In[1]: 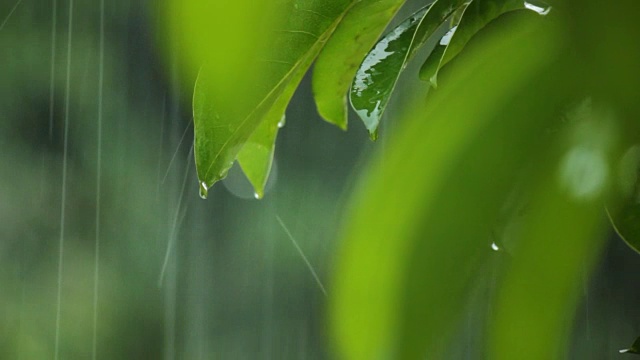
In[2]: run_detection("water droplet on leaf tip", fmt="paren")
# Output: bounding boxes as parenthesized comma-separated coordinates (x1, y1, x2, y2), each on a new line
(278, 115, 286, 128)
(491, 242, 500, 251)
(199, 181, 209, 199)
(254, 191, 262, 199)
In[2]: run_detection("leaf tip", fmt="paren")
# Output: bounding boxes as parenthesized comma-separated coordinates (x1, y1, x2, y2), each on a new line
(369, 129, 379, 141)
(429, 75, 439, 89)
(317, 105, 348, 131)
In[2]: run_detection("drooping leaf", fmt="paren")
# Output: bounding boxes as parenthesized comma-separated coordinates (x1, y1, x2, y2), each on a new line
(332, 18, 563, 359)
(620, 337, 640, 355)
(193, 67, 288, 199)
(236, 114, 283, 200)
(419, 0, 552, 87)
(190, 0, 361, 197)
(312, 0, 407, 129)
(349, 0, 468, 139)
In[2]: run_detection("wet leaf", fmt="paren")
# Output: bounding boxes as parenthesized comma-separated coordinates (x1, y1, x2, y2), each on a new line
(236, 114, 282, 200)
(349, 0, 468, 139)
(191, 0, 361, 197)
(332, 19, 563, 359)
(193, 67, 287, 199)
(312, 0, 407, 130)
(419, 0, 552, 87)
(619, 336, 640, 355)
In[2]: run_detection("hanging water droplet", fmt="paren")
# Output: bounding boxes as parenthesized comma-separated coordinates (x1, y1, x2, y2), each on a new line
(199, 181, 209, 199)
(254, 191, 263, 200)
(491, 242, 500, 251)
(278, 114, 286, 128)
(523, 1, 551, 15)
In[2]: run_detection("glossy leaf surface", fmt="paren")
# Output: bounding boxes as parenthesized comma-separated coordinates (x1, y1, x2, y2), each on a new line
(350, 0, 467, 138)
(333, 19, 564, 359)
(419, 0, 551, 86)
(313, 0, 407, 129)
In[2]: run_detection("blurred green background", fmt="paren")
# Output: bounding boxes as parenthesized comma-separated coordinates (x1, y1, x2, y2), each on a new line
(1, 0, 640, 359)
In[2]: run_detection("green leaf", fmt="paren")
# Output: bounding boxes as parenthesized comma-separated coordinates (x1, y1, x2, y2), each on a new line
(349, 0, 468, 139)
(236, 114, 283, 200)
(193, 67, 287, 199)
(607, 145, 640, 253)
(332, 18, 563, 359)
(312, 0, 407, 130)
(192, 0, 361, 197)
(419, 0, 552, 87)
(620, 337, 640, 355)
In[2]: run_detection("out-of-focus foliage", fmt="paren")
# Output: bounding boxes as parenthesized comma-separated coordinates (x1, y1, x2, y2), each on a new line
(333, 18, 569, 359)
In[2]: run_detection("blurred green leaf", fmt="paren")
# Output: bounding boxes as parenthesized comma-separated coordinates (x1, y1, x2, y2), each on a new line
(190, 0, 360, 197)
(419, 0, 551, 87)
(620, 337, 640, 355)
(489, 100, 622, 360)
(312, 0, 407, 129)
(349, 0, 467, 139)
(332, 18, 564, 359)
